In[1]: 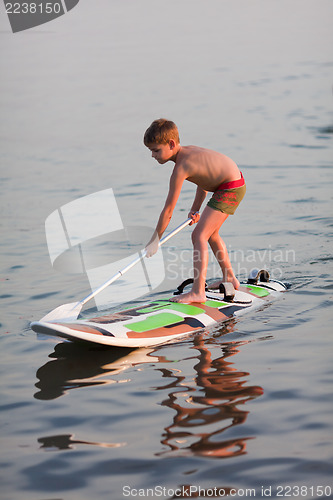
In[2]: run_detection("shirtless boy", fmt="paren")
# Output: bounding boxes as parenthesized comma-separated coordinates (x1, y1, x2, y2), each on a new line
(144, 118, 246, 304)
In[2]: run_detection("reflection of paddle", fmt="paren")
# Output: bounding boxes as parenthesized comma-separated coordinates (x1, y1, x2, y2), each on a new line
(36, 218, 193, 323)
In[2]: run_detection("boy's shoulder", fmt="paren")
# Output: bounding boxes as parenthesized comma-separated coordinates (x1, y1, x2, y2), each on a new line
(176, 145, 214, 165)
(176, 145, 199, 161)
(180, 145, 214, 156)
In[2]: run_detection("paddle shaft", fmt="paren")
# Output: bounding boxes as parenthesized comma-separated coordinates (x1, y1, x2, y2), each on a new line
(79, 217, 193, 308)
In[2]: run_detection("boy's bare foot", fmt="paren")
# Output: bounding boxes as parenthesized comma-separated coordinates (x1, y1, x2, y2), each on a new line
(231, 277, 240, 290)
(170, 291, 206, 304)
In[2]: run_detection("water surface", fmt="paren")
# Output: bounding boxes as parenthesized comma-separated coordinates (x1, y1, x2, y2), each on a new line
(1, 1, 332, 499)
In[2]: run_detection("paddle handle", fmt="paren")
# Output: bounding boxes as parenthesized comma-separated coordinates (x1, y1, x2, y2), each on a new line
(80, 217, 194, 307)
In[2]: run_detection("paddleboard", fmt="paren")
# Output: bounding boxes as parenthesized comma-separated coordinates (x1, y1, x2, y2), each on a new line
(31, 270, 287, 347)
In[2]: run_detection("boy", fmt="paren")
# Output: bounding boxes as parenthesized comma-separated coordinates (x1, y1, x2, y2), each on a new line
(144, 118, 246, 304)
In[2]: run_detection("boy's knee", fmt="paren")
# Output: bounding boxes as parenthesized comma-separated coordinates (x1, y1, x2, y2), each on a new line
(191, 227, 200, 245)
(192, 226, 206, 245)
(208, 231, 220, 244)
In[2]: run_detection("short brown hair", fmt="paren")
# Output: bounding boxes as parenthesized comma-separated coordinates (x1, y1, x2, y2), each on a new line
(144, 119, 180, 146)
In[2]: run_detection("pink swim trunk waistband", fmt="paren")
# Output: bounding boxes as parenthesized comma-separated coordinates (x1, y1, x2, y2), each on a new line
(216, 172, 245, 191)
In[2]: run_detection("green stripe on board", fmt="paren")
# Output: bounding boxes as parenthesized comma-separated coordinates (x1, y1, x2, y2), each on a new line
(245, 285, 270, 297)
(126, 312, 183, 333)
(168, 303, 203, 315)
(138, 300, 203, 316)
(204, 299, 228, 308)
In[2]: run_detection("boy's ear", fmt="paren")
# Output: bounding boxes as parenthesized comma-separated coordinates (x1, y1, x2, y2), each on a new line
(169, 139, 176, 150)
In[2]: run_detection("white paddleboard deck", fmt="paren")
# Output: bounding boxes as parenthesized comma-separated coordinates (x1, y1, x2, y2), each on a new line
(31, 277, 287, 348)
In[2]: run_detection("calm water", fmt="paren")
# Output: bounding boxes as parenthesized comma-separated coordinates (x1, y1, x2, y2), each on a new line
(1, 2, 333, 499)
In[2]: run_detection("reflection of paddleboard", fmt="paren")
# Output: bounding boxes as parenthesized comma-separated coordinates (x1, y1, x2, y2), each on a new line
(31, 271, 287, 348)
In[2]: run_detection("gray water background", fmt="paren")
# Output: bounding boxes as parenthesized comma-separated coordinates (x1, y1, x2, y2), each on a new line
(1, 1, 332, 499)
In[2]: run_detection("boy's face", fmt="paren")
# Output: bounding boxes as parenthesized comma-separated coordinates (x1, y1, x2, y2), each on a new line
(148, 142, 175, 164)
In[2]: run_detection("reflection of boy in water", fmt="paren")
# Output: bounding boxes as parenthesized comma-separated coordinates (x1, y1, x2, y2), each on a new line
(158, 334, 263, 458)
(144, 119, 246, 303)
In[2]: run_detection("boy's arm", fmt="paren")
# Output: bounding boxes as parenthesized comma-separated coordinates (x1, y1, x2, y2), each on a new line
(146, 166, 186, 256)
(190, 186, 207, 212)
(188, 186, 207, 223)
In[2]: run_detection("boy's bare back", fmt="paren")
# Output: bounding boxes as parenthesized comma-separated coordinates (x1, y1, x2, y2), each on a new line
(174, 145, 241, 192)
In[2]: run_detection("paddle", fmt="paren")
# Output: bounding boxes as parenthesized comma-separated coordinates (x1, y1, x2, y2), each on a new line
(37, 217, 194, 323)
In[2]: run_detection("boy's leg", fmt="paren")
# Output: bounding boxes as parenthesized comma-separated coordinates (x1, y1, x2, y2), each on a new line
(208, 229, 240, 290)
(171, 206, 230, 303)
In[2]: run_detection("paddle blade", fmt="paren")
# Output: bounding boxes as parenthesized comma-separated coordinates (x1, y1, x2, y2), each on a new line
(38, 302, 82, 323)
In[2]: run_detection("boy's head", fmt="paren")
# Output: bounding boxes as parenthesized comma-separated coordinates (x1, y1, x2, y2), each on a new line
(144, 119, 180, 147)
